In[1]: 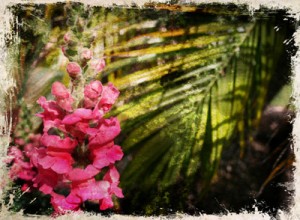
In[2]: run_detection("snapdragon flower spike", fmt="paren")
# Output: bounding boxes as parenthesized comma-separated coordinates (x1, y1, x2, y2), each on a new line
(33, 80, 123, 214)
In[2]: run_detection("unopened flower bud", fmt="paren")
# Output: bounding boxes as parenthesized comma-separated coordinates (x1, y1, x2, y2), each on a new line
(67, 62, 82, 78)
(63, 32, 71, 43)
(61, 46, 67, 56)
(90, 58, 106, 73)
(81, 48, 93, 60)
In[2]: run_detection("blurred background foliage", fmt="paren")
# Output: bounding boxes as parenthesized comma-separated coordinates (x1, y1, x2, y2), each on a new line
(6, 2, 296, 216)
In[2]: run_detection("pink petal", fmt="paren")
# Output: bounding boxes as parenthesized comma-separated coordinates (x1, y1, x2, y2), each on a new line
(41, 134, 77, 152)
(92, 145, 123, 169)
(18, 169, 36, 181)
(98, 83, 119, 112)
(38, 152, 73, 174)
(73, 108, 94, 119)
(51, 82, 70, 99)
(51, 192, 80, 213)
(112, 186, 124, 198)
(51, 158, 73, 174)
(88, 118, 121, 147)
(24, 143, 35, 158)
(84, 97, 96, 109)
(84, 80, 103, 99)
(104, 166, 120, 184)
(7, 146, 24, 160)
(63, 32, 71, 43)
(41, 118, 63, 133)
(92, 158, 110, 170)
(73, 122, 90, 133)
(57, 98, 74, 112)
(66, 192, 82, 204)
(99, 197, 113, 210)
(37, 97, 64, 119)
(40, 183, 53, 194)
(90, 59, 106, 73)
(38, 156, 56, 169)
(104, 166, 124, 198)
(62, 114, 82, 125)
(33, 168, 59, 194)
(67, 165, 99, 182)
(76, 180, 110, 201)
(62, 109, 95, 126)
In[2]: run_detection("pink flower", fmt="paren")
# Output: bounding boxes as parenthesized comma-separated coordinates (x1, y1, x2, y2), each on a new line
(103, 166, 124, 198)
(99, 166, 123, 210)
(88, 117, 121, 147)
(51, 192, 81, 214)
(71, 178, 110, 202)
(37, 153, 74, 174)
(81, 48, 93, 60)
(32, 166, 60, 194)
(100, 197, 114, 210)
(17, 167, 36, 181)
(8, 161, 35, 181)
(67, 165, 99, 182)
(97, 83, 120, 113)
(62, 108, 95, 125)
(6, 146, 23, 163)
(24, 140, 39, 158)
(52, 82, 71, 99)
(51, 82, 74, 112)
(84, 81, 103, 99)
(84, 81, 103, 109)
(91, 142, 123, 169)
(40, 134, 77, 153)
(66, 62, 82, 78)
(60, 108, 102, 142)
(6, 146, 36, 182)
(90, 58, 106, 73)
(37, 97, 64, 120)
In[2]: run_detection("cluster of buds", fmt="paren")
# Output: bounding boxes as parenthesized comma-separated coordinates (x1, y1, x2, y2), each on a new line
(61, 32, 105, 81)
(7, 31, 124, 214)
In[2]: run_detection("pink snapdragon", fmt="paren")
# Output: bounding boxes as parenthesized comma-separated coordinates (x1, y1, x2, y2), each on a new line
(34, 80, 123, 214)
(8, 31, 124, 215)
